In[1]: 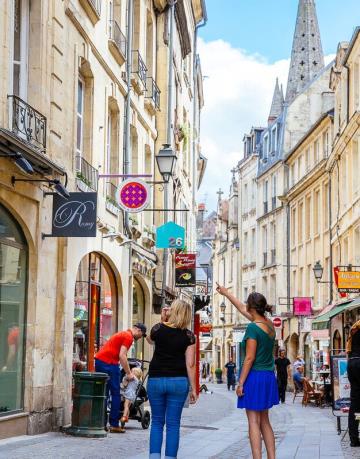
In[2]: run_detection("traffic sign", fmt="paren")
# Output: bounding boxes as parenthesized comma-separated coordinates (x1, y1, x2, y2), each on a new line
(272, 317, 282, 328)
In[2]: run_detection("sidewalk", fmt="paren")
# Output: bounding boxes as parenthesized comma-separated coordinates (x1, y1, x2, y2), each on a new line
(0, 385, 356, 459)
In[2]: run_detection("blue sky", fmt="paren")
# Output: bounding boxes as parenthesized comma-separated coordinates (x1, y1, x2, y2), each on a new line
(198, 0, 360, 212)
(200, 0, 359, 63)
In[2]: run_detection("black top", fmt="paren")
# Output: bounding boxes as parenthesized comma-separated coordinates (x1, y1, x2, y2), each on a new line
(225, 362, 236, 378)
(148, 323, 196, 378)
(275, 357, 291, 379)
(350, 330, 360, 357)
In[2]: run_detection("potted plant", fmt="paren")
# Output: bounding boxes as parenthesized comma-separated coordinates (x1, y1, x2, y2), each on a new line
(215, 368, 223, 384)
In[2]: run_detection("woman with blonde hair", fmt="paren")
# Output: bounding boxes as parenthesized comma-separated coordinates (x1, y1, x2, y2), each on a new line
(146, 299, 197, 459)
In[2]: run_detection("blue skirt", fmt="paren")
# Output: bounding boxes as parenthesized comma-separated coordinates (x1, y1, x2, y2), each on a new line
(237, 369, 279, 411)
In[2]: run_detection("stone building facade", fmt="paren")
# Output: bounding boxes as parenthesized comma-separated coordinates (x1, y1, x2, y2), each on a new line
(0, 0, 206, 440)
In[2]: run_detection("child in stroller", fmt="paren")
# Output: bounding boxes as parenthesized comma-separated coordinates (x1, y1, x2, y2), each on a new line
(119, 358, 151, 432)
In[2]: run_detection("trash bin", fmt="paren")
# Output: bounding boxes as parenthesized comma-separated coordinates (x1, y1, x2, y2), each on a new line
(66, 372, 109, 438)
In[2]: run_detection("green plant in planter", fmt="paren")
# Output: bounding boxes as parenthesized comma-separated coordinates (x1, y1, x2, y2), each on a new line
(215, 368, 223, 384)
(76, 171, 92, 188)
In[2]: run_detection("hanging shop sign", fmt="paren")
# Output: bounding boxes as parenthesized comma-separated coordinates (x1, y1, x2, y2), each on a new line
(51, 192, 97, 237)
(336, 269, 360, 293)
(175, 253, 196, 287)
(116, 178, 150, 213)
(156, 221, 185, 249)
(293, 297, 312, 316)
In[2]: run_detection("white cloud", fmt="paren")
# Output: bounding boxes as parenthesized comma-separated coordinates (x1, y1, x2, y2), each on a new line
(197, 38, 290, 212)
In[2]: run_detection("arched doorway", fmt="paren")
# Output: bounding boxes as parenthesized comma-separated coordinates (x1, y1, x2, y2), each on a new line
(132, 277, 145, 359)
(0, 204, 28, 413)
(73, 253, 118, 371)
(333, 329, 342, 354)
(288, 333, 299, 365)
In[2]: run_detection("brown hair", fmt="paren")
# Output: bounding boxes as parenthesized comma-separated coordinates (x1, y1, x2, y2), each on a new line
(246, 292, 272, 316)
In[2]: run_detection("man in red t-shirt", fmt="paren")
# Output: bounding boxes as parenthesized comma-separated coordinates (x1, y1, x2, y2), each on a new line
(95, 323, 147, 432)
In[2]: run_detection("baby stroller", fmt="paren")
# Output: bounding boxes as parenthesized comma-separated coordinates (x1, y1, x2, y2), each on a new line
(119, 358, 151, 430)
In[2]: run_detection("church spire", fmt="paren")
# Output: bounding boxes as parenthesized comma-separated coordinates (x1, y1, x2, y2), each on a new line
(285, 0, 324, 104)
(268, 78, 284, 124)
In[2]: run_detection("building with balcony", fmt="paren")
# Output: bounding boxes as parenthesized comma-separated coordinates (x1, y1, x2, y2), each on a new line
(0, 0, 207, 440)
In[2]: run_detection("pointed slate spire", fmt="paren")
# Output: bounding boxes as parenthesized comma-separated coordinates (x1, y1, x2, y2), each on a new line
(268, 78, 284, 124)
(285, 0, 324, 104)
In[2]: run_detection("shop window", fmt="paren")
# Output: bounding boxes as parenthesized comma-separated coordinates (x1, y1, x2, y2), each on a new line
(0, 204, 28, 414)
(73, 253, 118, 372)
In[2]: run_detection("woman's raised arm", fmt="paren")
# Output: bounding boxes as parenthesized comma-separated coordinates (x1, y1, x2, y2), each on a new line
(215, 283, 252, 322)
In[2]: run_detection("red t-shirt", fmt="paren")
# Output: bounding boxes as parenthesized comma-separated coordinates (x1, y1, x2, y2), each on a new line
(95, 330, 133, 365)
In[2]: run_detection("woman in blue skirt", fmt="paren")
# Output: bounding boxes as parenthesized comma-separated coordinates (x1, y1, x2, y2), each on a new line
(216, 284, 278, 459)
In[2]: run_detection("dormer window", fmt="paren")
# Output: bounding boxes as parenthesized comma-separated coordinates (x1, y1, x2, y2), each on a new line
(263, 134, 269, 159)
(271, 125, 277, 153)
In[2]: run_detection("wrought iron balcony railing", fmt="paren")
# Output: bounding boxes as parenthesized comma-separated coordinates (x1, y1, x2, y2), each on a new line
(88, 0, 101, 16)
(109, 20, 127, 58)
(75, 155, 98, 191)
(8, 95, 47, 151)
(145, 77, 160, 109)
(106, 182, 120, 209)
(132, 50, 147, 88)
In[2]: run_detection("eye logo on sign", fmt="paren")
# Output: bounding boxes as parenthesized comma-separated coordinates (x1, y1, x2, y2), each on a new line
(116, 179, 150, 213)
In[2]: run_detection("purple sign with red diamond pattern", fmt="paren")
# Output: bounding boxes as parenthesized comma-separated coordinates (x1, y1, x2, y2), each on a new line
(116, 178, 150, 213)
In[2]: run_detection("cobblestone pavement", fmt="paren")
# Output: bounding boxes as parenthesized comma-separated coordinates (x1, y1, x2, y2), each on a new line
(0, 385, 358, 459)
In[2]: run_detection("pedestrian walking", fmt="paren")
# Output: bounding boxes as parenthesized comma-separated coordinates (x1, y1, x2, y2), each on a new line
(146, 299, 198, 459)
(94, 323, 147, 433)
(346, 319, 360, 448)
(274, 350, 291, 403)
(225, 357, 236, 391)
(216, 284, 278, 459)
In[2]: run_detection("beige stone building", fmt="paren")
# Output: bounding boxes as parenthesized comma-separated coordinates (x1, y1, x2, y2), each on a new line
(0, 0, 206, 440)
(283, 111, 334, 370)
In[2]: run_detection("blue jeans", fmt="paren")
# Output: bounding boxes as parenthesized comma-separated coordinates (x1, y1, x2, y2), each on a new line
(95, 359, 122, 427)
(147, 377, 189, 459)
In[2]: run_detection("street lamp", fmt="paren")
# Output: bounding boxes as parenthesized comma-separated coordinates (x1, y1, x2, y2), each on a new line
(220, 301, 226, 321)
(156, 144, 177, 183)
(313, 261, 324, 282)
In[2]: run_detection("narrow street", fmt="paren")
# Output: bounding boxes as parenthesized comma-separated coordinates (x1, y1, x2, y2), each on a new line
(0, 384, 356, 459)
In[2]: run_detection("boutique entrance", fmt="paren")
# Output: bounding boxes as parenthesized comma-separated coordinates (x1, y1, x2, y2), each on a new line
(73, 253, 118, 371)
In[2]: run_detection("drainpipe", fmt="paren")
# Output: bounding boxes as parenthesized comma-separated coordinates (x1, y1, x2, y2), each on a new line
(123, 0, 134, 238)
(328, 172, 333, 304)
(161, 1, 176, 307)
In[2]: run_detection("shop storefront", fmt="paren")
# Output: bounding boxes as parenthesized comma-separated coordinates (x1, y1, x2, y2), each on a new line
(73, 253, 118, 371)
(132, 277, 145, 359)
(0, 204, 27, 415)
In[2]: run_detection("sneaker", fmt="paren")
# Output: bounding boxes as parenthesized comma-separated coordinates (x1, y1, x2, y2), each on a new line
(109, 426, 123, 433)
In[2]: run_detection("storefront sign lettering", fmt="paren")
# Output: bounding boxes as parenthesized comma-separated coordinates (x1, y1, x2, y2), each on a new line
(51, 192, 97, 237)
(337, 269, 360, 293)
(175, 253, 196, 287)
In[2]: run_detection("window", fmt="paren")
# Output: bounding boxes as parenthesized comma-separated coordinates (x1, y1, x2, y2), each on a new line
(291, 207, 296, 243)
(243, 232, 248, 264)
(263, 181, 268, 214)
(298, 202, 304, 243)
(324, 183, 329, 229)
(305, 148, 310, 172)
(146, 10, 154, 77)
(11, 0, 29, 98)
(343, 237, 349, 264)
(271, 125, 277, 152)
(322, 130, 329, 158)
(263, 134, 269, 159)
(271, 174, 277, 209)
(244, 183, 248, 213)
(341, 154, 348, 207)
(305, 196, 311, 240)
(76, 78, 85, 156)
(251, 178, 256, 209)
(270, 275, 276, 306)
(355, 227, 360, 264)
(354, 62, 359, 109)
(251, 228, 256, 263)
(314, 190, 320, 234)
(244, 287, 248, 302)
(0, 204, 28, 414)
(291, 163, 295, 186)
(353, 140, 359, 195)
(299, 268, 303, 296)
(314, 139, 320, 164)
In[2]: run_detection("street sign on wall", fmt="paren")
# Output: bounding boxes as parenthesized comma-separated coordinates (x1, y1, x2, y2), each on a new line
(51, 192, 97, 237)
(156, 221, 185, 249)
(116, 178, 150, 213)
(175, 253, 196, 287)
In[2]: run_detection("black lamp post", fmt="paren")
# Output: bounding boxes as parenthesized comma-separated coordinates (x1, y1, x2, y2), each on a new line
(155, 144, 177, 183)
(313, 261, 324, 282)
(220, 301, 226, 321)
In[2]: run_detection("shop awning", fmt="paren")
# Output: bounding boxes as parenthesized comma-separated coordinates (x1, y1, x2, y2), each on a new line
(312, 300, 354, 330)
